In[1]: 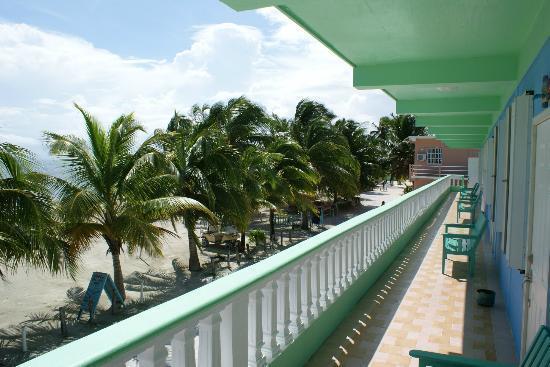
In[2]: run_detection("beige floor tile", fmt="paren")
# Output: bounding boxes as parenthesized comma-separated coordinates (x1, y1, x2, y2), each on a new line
(305, 195, 518, 366)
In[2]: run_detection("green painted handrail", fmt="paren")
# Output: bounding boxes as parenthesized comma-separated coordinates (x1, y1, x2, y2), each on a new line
(20, 176, 452, 367)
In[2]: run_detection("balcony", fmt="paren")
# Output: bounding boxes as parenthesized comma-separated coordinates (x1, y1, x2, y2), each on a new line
(20, 176, 516, 367)
(409, 164, 469, 180)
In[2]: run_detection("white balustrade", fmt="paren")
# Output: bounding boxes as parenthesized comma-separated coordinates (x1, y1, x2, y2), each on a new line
(31, 176, 451, 367)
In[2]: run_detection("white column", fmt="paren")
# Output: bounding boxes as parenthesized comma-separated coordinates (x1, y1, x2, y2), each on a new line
(340, 240, 350, 289)
(310, 254, 321, 317)
(198, 313, 222, 367)
(261, 281, 280, 361)
(319, 250, 331, 310)
(288, 266, 304, 336)
(172, 328, 196, 367)
(276, 273, 292, 348)
(333, 242, 342, 296)
(248, 290, 266, 367)
(220, 296, 248, 367)
(352, 232, 360, 279)
(300, 260, 313, 327)
(327, 246, 337, 302)
(347, 235, 355, 283)
(358, 229, 365, 273)
(138, 342, 168, 367)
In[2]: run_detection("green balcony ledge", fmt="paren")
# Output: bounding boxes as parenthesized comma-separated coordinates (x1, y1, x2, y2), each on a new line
(20, 176, 456, 367)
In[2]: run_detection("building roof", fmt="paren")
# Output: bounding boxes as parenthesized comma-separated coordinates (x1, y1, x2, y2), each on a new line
(221, 0, 550, 148)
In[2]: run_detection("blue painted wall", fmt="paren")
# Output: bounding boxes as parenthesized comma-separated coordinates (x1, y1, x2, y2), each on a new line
(488, 37, 550, 357)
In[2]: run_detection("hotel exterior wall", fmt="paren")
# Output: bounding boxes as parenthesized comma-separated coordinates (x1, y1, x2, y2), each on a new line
(414, 137, 479, 166)
(412, 137, 478, 188)
(484, 37, 550, 358)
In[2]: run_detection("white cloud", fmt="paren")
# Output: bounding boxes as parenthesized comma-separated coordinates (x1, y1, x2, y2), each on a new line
(0, 9, 394, 162)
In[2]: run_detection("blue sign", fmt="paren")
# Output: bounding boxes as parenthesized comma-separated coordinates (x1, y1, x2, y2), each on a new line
(77, 272, 124, 321)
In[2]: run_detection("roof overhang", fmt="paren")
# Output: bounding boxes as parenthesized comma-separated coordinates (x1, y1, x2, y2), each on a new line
(221, 0, 550, 148)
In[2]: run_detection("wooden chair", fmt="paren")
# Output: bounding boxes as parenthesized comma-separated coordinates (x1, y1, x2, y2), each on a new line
(457, 191, 482, 222)
(410, 325, 550, 366)
(442, 215, 486, 276)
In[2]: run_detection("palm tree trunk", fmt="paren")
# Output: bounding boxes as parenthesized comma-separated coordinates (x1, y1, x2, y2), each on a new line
(187, 227, 201, 271)
(104, 236, 126, 300)
(111, 250, 126, 301)
(301, 211, 309, 230)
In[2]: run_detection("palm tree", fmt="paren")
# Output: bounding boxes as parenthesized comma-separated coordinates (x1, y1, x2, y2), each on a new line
(290, 100, 360, 228)
(335, 119, 386, 191)
(264, 139, 319, 240)
(159, 109, 236, 270)
(0, 143, 77, 279)
(375, 114, 426, 182)
(45, 104, 215, 299)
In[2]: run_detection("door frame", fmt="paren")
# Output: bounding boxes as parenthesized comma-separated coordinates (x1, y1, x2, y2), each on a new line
(522, 107, 550, 357)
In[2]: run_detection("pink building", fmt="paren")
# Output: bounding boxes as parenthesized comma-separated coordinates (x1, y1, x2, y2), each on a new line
(409, 136, 479, 188)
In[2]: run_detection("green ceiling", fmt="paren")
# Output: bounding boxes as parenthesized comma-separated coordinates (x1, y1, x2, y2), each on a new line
(221, 0, 550, 148)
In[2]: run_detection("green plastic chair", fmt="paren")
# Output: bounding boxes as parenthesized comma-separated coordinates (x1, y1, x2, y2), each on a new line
(410, 325, 550, 366)
(460, 183, 479, 200)
(457, 191, 482, 222)
(442, 215, 486, 276)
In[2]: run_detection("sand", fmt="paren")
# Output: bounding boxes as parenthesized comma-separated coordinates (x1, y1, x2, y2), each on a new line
(0, 185, 404, 331)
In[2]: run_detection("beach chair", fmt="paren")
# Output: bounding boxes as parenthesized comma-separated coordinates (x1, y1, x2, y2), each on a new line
(410, 324, 550, 366)
(442, 215, 486, 276)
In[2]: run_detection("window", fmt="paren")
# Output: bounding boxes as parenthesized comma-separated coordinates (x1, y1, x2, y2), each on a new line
(427, 148, 442, 165)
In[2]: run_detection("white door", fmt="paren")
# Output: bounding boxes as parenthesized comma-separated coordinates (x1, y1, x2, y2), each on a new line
(526, 110, 550, 347)
(506, 95, 532, 269)
(468, 157, 479, 187)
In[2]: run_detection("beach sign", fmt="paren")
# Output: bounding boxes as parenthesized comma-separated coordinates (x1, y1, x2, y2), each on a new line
(77, 272, 124, 321)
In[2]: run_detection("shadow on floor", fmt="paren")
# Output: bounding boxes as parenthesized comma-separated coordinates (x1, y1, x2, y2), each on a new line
(305, 194, 456, 366)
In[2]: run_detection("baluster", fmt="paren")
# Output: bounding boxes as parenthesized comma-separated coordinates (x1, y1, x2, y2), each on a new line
(198, 313, 222, 367)
(172, 327, 196, 367)
(362, 226, 369, 269)
(349, 234, 357, 282)
(300, 260, 313, 327)
(319, 250, 331, 310)
(357, 230, 364, 274)
(288, 266, 304, 336)
(328, 245, 338, 301)
(381, 217, 387, 251)
(373, 221, 379, 259)
(340, 240, 350, 289)
(220, 296, 248, 367)
(276, 273, 292, 348)
(261, 281, 280, 361)
(138, 341, 168, 367)
(366, 225, 373, 266)
(333, 242, 342, 296)
(310, 254, 321, 317)
(248, 290, 266, 366)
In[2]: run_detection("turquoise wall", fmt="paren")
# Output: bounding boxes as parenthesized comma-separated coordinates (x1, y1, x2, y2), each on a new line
(488, 36, 550, 357)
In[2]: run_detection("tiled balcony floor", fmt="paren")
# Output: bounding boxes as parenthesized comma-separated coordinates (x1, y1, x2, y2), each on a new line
(306, 194, 518, 367)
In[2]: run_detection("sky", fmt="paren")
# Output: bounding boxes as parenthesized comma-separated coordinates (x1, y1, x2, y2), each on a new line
(0, 0, 395, 161)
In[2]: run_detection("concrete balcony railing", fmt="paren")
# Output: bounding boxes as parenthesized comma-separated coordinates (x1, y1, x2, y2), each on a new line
(410, 164, 469, 179)
(20, 176, 460, 367)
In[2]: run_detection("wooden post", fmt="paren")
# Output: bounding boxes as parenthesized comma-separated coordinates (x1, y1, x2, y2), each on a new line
(139, 279, 144, 303)
(59, 307, 68, 337)
(211, 257, 216, 278)
(21, 325, 28, 352)
(227, 246, 231, 269)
